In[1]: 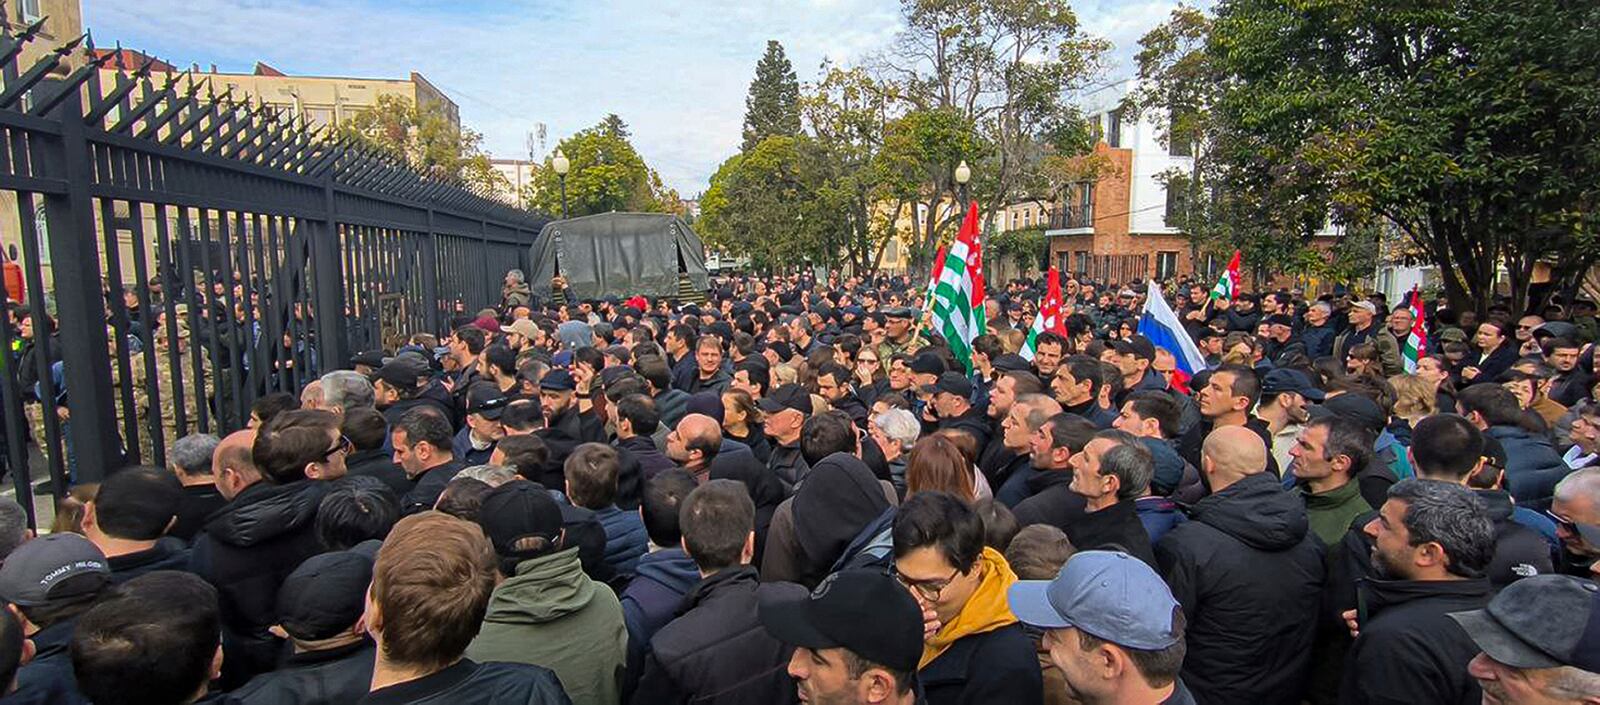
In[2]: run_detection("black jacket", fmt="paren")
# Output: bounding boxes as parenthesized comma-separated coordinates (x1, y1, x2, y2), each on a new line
(632, 567, 805, 705)
(1010, 470, 1084, 529)
(172, 482, 228, 543)
(615, 435, 672, 507)
(346, 448, 411, 497)
(233, 640, 376, 705)
(1065, 499, 1158, 571)
(767, 441, 810, 493)
(401, 459, 464, 515)
(9, 618, 84, 705)
(831, 390, 871, 428)
(1155, 472, 1325, 705)
(191, 479, 328, 687)
(381, 393, 456, 433)
(358, 659, 571, 705)
(533, 406, 607, 495)
(938, 406, 993, 455)
(919, 622, 1043, 705)
(107, 537, 192, 584)
(724, 428, 772, 466)
(1475, 489, 1556, 587)
(977, 432, 1017, 489)
(1338, 578, 1490, 705)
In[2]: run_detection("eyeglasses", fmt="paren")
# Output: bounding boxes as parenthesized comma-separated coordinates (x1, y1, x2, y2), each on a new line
(891, 564, 960, 601)
(321, 434, 353, 461)
(1547, 509, 1600, 545)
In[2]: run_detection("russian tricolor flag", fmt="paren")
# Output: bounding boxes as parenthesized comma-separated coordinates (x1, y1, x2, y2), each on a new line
(1137, 280, 1209, 394)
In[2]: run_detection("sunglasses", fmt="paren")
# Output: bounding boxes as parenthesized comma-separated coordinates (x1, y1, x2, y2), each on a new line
(321, 435, 353, 461)
(1547, 509, 1600, 546)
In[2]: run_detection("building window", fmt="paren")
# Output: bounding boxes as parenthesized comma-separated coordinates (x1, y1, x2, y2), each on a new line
(1107, 108, 1123, 149)
(1156, 251, 1178, 280)
(1164, 175, 1191, 228)
(19, 0, 41, 24)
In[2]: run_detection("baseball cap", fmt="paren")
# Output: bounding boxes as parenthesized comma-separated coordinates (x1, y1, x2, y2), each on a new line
(473, 315, 502, 333)
(1007, 550, 1180, 651)
(506, 318, 538, 340)
(540, 368, 576, 392)
(1352, 301, 1379, 315)
(1448, 574, 1600, 672)
(1110, 335, 1156, 362)
(477, 482, 565, 562)
(992, 353, 1031, 373)
(758, 383, 813, 416)
(374, 357, 428, 391)
(921, 371, 974, 399)
(1266, 314, 1295, 328)
(1261, 368, 1326, 402)
(350, 350, 389, 368)
(883, 307, 915, 320)
(759, 569, 924, 674)
(466, 384, 510, 420)
(0, 533, 111, 607)
(276, 550, 374, 641)
(909, 352, 947, 376)
(1308, 393, 1385, 433)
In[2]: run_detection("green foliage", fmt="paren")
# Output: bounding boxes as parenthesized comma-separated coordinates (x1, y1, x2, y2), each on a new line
(335, 94, 508, 195)
(526, 117, 677, 217)
(988, 227, 1047, 271)
(699, 135, 831, 270)
(742, 40, 802, 152)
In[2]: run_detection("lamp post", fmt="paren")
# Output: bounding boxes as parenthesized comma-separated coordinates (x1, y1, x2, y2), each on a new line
(552, 148, 570, 219)
(954, 160, 971, 207)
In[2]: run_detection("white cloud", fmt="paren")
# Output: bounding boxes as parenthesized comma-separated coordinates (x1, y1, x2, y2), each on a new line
(83, 0, 1190, 194)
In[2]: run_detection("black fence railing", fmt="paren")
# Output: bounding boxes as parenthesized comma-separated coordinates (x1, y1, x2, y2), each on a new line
(0, 24, 549, 517)
(1066, 253, 1150, 286)
(1049, 204, 1093, 230)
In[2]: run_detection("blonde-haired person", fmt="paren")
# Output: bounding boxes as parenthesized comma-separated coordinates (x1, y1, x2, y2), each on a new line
(1388, 373, 1438, 444)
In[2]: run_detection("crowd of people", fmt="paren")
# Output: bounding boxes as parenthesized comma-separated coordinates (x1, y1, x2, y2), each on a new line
(0, 267, 1597, 705)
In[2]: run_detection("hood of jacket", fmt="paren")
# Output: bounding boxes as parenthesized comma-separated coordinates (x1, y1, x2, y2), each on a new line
(631, 548, 701, 596)
(483, 548, 597, 625)
(1358, 576, 1492, 617)
(793, 452, 891, 580)
(1192, 472, 1310, 551)
(206, 480, 325, 548)
(1142, 438, 1186, 494)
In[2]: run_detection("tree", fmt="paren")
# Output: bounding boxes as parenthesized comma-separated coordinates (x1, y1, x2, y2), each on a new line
(742, 40, 802, 152)
(700, 135, 832, 270)
(1133, 0, 1600, 314)
(525, 117, 677, 217)
(335, 94, 509, 195)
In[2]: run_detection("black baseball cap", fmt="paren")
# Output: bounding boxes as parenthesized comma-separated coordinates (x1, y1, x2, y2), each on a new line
(758, 383, 812, 416)
(1110, 335, 1156, 362)
(351, 350, 389, 368)
(1261, 368, 1326, 402)
(466, 383, 510, 420)
(374, 357, 428, 391)
(477, 481, 565, 561)
(760, 569, 924, 674)
(1449, 574, 1600, 672)
(883, 307, 916, 320)
(276, 550, 374, 641)
(909, 352, 947, 376)
(991, 353, 1031, 373)
(921, 370, 973, 399)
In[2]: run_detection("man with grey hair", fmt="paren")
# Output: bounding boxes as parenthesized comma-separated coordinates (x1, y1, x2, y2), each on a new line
(869, 408, 919, 495)
(454, 464, 519, 487)
(0, 499, 31, 563)
(1551, 468, 1600, 578)
(1341, 478, 1495, 704)
(1063, 429, 1158, 569)
(168, 432, 225, 541)
(318, 370, 375, 415)
(1301, 300, 1337, 360)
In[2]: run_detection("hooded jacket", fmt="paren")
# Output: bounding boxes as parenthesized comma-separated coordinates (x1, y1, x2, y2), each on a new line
(401, 458, 464, 515)
(632, 567, 805, 705)
(1135, 495, 1187, 545)
(918, 548, 1042, 705)
(233, 640, 376, 705)
(191, 479, 329, 687)
(466, 547, 628, 705)
(1339, 578, 1491, 705)
(790, 453, 892, 587)
(592, 505, 649, 579)
(1066, 499, 1158, 570)
(1486, 425, 1570, 510)
(619, 548, 700, 698)
(1155, 472, 1325, 705)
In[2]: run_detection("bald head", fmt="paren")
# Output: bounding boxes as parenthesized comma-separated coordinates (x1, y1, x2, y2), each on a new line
(214, 429, 263, 499)
(1201, 425, 1268, 491)
(678, 413, 722, 448)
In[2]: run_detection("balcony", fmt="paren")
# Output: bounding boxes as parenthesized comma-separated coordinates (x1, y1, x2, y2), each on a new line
(1047, 204, 1093, 233)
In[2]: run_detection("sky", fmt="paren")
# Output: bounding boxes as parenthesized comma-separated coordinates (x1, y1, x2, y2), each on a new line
(84, 0, 1200, 196)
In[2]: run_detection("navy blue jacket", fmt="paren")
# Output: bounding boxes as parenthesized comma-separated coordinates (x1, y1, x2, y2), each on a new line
(619, 548, 701, 701)
(592, 505, 648, 580)
(919, 623, 1043, 705)
(1487, 425, 1570, 510)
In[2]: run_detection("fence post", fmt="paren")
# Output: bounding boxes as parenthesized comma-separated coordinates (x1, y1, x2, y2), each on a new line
(313, 180, 350, 371)
(422, 209, 440, 334)
(42, 85, 122, 481)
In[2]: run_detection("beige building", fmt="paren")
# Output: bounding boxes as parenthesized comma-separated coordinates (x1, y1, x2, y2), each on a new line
(488, 158, 538, 207)
(13, 0, 84, 74)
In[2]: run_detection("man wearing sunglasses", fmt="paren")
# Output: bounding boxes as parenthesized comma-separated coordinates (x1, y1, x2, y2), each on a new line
(1551, 468, 1600, 578)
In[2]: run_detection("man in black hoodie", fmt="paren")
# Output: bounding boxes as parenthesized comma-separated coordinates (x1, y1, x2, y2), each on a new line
(1155, 425, 1324, 705)
(190, 427, 328, 687)
(1339, 479, 1495, 705)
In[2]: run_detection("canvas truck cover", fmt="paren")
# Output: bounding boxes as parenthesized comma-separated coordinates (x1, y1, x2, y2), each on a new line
(528, 212, 710, 301)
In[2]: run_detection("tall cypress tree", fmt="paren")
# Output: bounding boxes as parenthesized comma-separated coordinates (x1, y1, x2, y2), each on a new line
(741, 40, 801, 151)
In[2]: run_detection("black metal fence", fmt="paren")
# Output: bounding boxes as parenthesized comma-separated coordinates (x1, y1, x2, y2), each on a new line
(0, 24, 548, 522)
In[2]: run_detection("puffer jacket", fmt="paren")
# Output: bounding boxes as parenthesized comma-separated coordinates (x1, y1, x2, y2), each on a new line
(233, 640, 375, 705)
(1486, 425, 1571, 510)
(593, 505, 649, 580)
(466, 548, 628, 705)
(191, 479, 328, 688)
(1339, 578, 1491, 705)
(620, 548, 701, 700)
(1155, 472, 1325, 705)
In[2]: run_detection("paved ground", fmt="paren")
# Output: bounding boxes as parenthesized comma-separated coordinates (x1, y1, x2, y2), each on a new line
(1, 444, 62, 531)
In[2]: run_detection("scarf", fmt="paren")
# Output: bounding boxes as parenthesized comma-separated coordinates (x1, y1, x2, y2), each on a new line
(920, 546, 1019, 668)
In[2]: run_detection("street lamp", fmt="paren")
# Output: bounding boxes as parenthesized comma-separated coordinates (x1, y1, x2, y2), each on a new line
(552, 148, 570, 219)
(954, 159, 971, 206)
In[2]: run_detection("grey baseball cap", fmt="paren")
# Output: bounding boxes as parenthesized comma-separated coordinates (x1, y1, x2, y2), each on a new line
(0, 533, 111, 606)
(1448, 574, 1600, 673)
(1007, 550, 1179, 651)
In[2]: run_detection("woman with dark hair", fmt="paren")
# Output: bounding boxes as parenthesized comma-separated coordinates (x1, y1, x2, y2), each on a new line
(1415, 353, 1459, 415)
